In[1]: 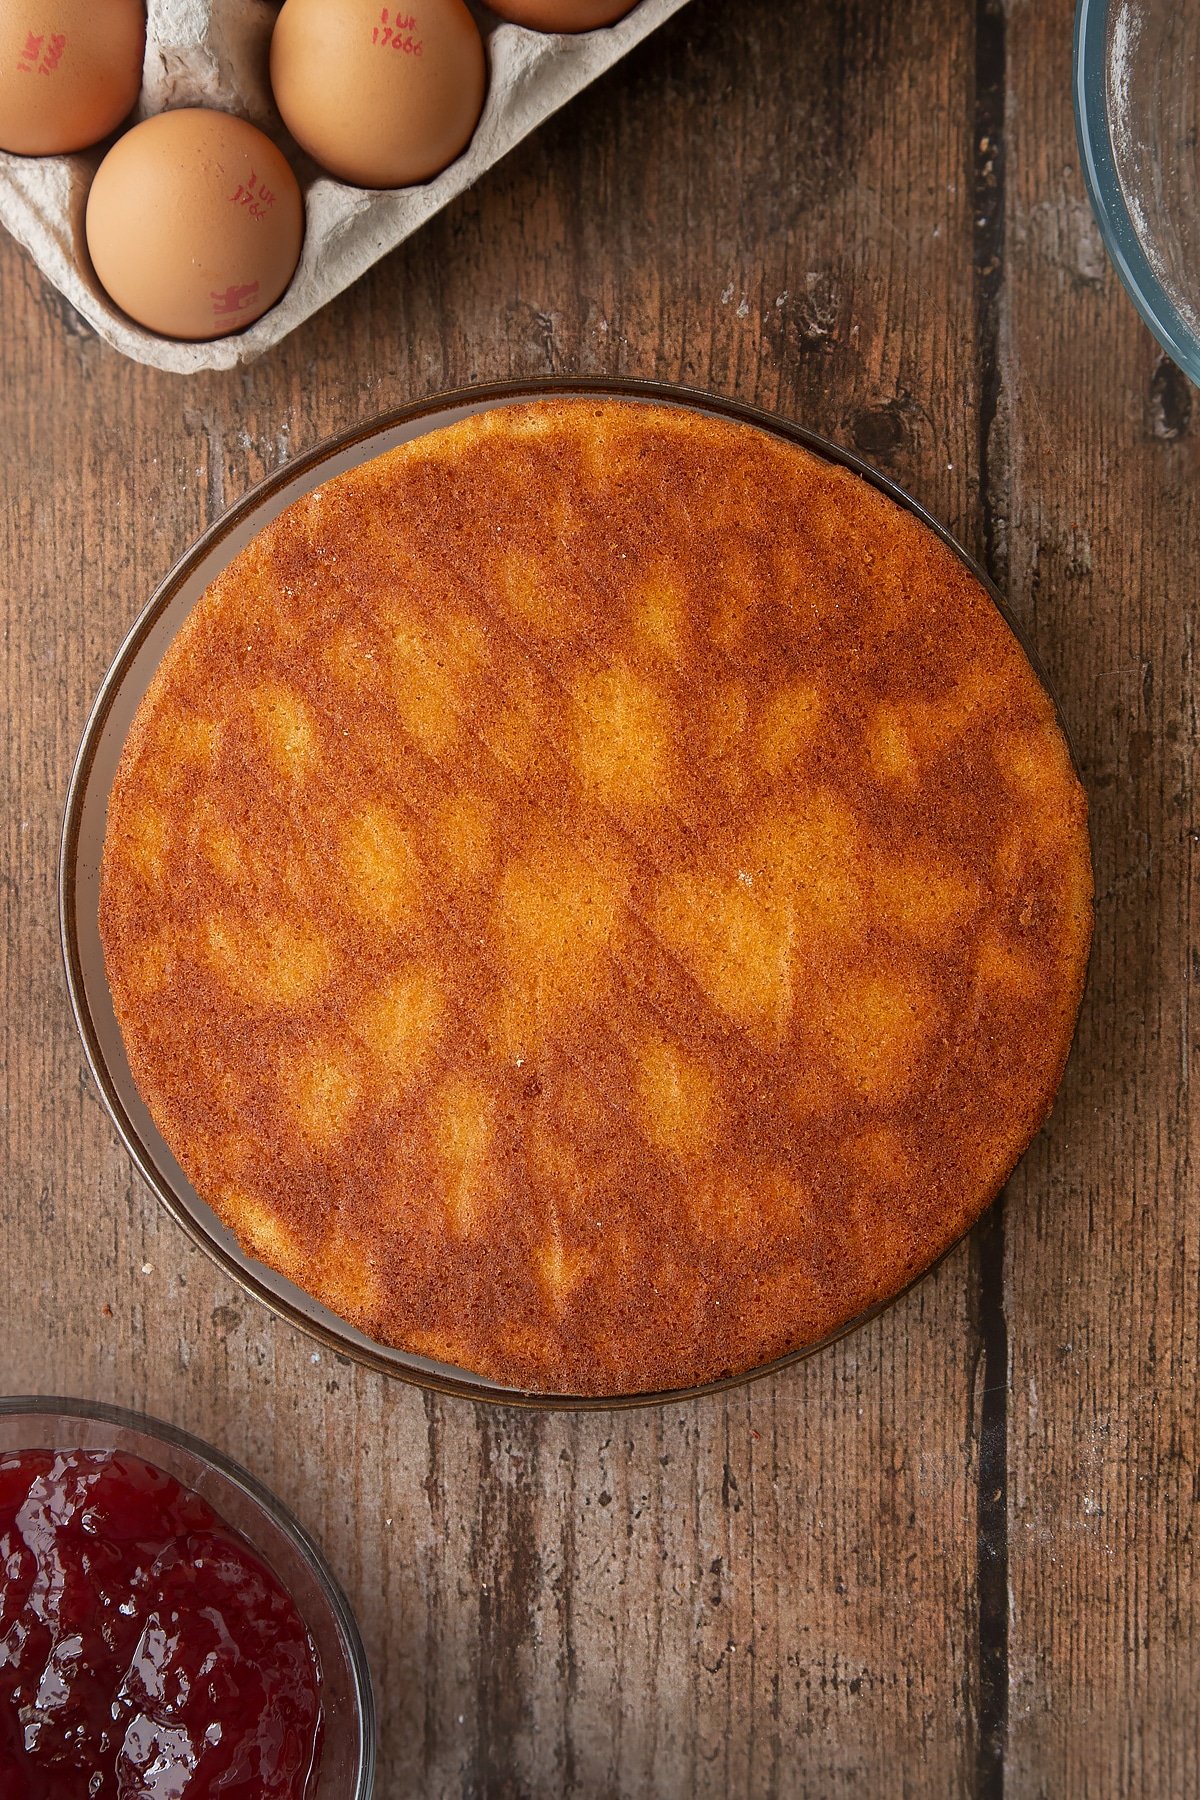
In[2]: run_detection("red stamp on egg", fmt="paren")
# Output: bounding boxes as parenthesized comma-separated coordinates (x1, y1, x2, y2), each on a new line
(371, 8, 423, 54)
(228, 170, 277, 221)
(212, 280, 260, 322)
(17, 30, 65, 75)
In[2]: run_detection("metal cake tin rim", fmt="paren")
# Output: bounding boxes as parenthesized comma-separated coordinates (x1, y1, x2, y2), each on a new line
(59, 375, 1086, 1411)
(0, 1393, 377, 1796)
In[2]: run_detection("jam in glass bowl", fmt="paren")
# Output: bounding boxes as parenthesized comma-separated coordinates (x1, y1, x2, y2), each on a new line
(0, 1398, 374, 1799)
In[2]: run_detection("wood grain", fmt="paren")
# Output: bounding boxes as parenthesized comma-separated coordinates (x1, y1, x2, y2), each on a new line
(1000, 2, 1200, 1796)
(0, 0, 1192, 1792)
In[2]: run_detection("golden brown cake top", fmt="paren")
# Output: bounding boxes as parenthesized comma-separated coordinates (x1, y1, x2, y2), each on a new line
(99, 397, 1092, 1395)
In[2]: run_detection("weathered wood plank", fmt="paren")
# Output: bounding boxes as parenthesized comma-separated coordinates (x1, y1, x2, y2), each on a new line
(1001, 2, 1200, 1797)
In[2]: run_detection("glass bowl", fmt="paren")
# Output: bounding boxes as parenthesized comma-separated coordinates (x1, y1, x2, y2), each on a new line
(0, 1396, 375, 1799)
(59, 377, 1078, 1411)
(1075, 0, 1200, 380)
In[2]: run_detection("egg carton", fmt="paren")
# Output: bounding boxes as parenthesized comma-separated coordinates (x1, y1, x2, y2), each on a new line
(0, 0, 690, 373)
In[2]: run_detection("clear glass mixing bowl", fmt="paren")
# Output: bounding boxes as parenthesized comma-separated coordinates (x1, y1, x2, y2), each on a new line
(1075, 0, 1200, 380)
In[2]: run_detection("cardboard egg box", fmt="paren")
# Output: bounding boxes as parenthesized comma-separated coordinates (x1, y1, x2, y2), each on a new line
(0, 0, 689, 372)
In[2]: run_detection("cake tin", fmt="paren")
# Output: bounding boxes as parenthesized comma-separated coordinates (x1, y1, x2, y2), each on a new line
(1075, 0, 1200, 382)
(60, 377, 1082, 1411)
(0, 1395, 376, 1799)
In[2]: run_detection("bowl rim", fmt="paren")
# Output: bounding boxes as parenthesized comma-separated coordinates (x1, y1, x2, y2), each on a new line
(0, 1393, 377, 1799)
(59, 374, 1086, 1411)
(1073, 0, 1200, 381)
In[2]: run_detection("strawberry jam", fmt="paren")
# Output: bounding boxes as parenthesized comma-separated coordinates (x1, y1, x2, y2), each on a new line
(0, 1449, 323, 1799)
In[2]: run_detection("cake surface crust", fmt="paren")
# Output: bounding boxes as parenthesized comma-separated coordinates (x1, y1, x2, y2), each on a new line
(99, 397, 1093, 1394)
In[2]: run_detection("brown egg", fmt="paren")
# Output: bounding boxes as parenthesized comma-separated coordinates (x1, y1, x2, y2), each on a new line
(270, 0, 486, 189)
(0, 0, 144, 155)
(486, 0, 636, 28)
(85, 109, 304, 341)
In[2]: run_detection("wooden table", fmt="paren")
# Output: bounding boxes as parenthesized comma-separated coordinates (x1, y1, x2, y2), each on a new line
(2, 1, 1195, 1793)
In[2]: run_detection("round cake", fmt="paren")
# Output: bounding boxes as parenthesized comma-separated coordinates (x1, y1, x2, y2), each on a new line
(99, 397, 1093, 1395)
